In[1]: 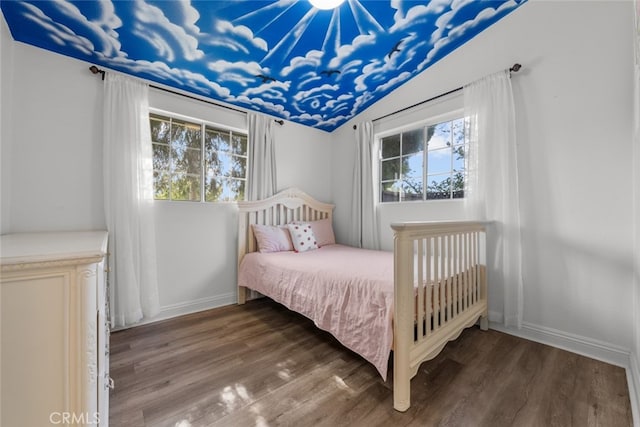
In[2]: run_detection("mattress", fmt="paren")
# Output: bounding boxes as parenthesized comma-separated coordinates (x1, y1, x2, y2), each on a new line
(238, 244, 395, 379)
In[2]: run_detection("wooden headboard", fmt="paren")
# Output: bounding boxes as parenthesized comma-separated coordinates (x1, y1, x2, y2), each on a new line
(237, 187, 335, 262)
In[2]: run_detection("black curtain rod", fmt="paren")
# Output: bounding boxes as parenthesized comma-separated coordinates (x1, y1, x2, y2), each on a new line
(89, 65, 285, 126)
(353, 63, 522, 130)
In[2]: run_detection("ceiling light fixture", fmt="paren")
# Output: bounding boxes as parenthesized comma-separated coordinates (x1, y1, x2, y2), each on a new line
(309, 0, 345, 10)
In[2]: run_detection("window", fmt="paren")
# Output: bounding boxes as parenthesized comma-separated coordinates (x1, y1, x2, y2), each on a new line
(379, 117, 468, 202)
(150, 112, 248, 202)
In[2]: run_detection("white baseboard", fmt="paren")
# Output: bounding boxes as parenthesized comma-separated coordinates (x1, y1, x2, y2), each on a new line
(114, 293, 236, 330)
(156, 292, 236, 322)
(488, 310, 630, 367)
(629, 352, 640, 427)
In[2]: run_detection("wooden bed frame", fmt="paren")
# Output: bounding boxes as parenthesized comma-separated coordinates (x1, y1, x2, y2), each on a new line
(237, 188, 488, 412)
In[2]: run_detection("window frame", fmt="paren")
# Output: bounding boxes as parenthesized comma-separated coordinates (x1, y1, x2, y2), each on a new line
(376, 109, 468, 204)
(149, 108, 249, 203)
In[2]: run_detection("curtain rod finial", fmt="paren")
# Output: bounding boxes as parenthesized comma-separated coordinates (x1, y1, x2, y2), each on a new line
(89, 65, 105, 80)
(510, 63, 522, 73)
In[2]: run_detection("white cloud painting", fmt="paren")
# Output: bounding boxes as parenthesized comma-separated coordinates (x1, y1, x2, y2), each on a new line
(1, 0, 526, 131)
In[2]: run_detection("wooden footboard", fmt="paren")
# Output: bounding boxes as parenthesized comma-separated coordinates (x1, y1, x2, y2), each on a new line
(391, 221, 488, 412)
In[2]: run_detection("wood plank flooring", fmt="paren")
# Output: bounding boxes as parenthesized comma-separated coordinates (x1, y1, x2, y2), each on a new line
(109, 298, 633, 427)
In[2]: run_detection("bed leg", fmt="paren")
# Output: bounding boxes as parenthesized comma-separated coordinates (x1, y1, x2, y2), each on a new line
(393, 352, 411, 412)
(480, 315, 489, 331)
(238, 285, 247, 305)
(393, 373, 411, 412)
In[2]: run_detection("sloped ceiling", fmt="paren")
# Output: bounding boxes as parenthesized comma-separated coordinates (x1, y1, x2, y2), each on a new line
(1, 0, 525, 132)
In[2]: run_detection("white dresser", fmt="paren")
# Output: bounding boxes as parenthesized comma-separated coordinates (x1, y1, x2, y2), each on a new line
(1, 231, 110, 427)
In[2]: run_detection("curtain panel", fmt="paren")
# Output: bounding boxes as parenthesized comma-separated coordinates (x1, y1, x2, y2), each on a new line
(103, 73, 160, 328)
(246, 113, 277, 201)
(349, 120, 380, 250)
(633, 0, 640, 365)
(464, 70, 523, 328)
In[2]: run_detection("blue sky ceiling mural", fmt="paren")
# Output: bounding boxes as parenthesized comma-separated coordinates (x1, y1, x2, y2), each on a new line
(1, 0, 526, 132)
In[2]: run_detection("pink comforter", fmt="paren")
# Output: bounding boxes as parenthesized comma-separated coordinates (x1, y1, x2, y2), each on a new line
(238, 244, 394, 380)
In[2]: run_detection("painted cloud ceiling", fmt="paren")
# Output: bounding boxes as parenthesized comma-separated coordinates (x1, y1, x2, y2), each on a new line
(1, 0, 526, 132)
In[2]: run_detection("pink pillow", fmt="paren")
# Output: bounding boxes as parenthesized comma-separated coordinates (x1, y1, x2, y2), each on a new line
(286, 223, 318, 253)
(308, 218, 335, 247)
(251, 224, 293, 253)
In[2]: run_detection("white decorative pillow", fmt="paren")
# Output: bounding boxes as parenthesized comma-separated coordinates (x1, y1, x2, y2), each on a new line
(291, 218, 336, 247)
(286, 223, 319, 253)
(251, 224, 293, 253)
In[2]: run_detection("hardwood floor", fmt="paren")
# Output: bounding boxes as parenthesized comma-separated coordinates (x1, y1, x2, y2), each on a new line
(110, 299, 633, 427)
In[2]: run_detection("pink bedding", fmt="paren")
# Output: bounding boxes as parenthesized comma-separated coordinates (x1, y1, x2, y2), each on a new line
(238, 244, 394, 380)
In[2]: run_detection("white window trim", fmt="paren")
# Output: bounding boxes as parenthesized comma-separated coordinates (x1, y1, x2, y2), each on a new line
(375, 108, 464, 140)
(150, 108, 247, 136)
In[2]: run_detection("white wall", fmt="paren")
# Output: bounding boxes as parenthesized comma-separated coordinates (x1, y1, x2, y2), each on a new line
(514, 2, 633, 355)
(332, 0, 636, 364)
(3, 40, 105, 233)
(1, 15, 14, 233)
(274, 121, 333, 203)
(1, 40, 332, 320)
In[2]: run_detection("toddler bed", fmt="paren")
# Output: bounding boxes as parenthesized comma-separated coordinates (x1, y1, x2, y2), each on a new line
(237, 188, 488, 411)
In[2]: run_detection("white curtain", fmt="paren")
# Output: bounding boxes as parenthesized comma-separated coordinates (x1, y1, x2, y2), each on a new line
(633, 0, 640, 363)
(103, 73, 160, 328)
(464, 70, 523, 328)
(246, 113, 277, 200)
(349, 120, 380, 249)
